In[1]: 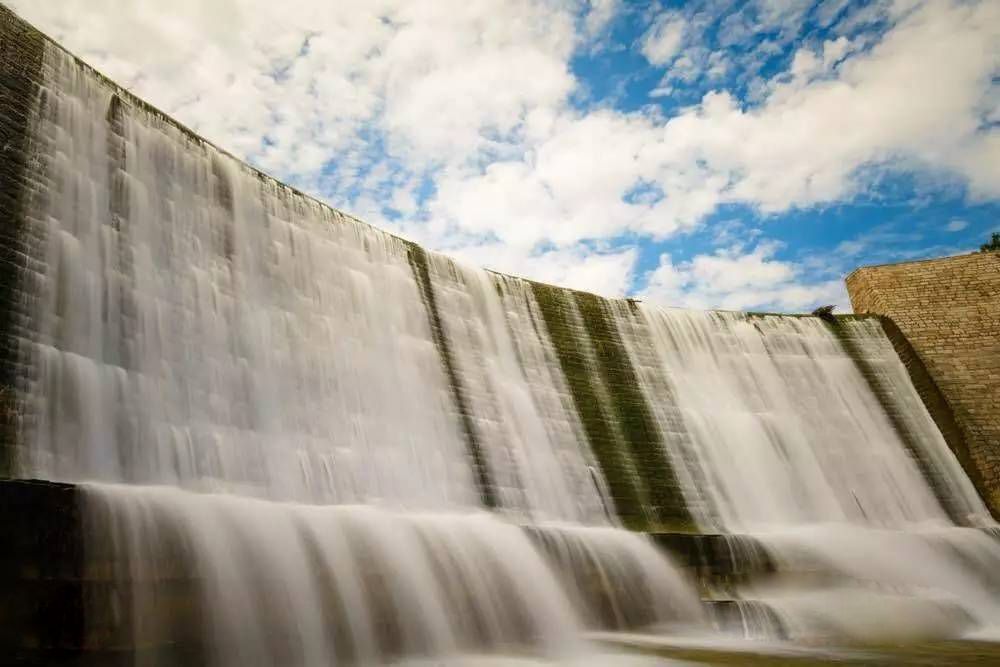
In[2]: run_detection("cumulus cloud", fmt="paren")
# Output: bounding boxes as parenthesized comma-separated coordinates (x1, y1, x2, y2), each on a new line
(583, 0, 620, 37)
(425, 0, 998, 260)
(11, 0, 581, 179)
(642, 242, 849, 312)
(9, 0, 998, 307)
(946, 219, 969, 232)
(641, 0, 999, 225)
(641, 13, 687, 66)
(449, 243, 638, 296)
(427, 110, 707, 249)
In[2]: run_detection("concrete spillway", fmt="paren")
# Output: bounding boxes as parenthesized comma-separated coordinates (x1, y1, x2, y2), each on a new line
(2, 5, 999, 664)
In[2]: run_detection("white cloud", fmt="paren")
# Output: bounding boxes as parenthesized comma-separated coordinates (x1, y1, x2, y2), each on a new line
(583, 0, 620, 37)
(642, 242, 849, 312)
(10, 0, 581, 179)
(641, 13, 687, 66)
(815, 0, 853, 27)
(946, 219, 969, 232)
(377, 3, 577, 168)
(8, 0, 998, 305)
(427, 110, 704, 249)
(423, 0, 998, 266)
(655, 0, 999, 215)
(449, 243, 638, 296)
(825, 224, 969, 268)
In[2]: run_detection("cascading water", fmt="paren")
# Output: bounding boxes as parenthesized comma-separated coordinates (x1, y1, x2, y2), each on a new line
(615, 307, 1000, 641)
(415, 255, 610, 524)
(12, 41, 700, 665)
(620, 308, 988, 529)
(22, 50, 477, 507)
(82, 484, 585, 665)
(8, 14, 1000, 666)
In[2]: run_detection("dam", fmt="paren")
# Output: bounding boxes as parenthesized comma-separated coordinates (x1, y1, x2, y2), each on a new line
(2, 4, 1000, 665)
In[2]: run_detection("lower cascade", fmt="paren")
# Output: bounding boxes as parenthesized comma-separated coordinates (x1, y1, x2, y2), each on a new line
(84, 484, 697, 665)
(4, 15, 1000, 666)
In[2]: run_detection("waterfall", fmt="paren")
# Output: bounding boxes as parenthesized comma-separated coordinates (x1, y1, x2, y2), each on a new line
(613, 306, 1000, 640)
(617, 308, 989, 529)
(82, 484, 583, 665)
(12, 40, 701, 664)
(414, 255, 610, 523)
(7, 19, 1000, 665)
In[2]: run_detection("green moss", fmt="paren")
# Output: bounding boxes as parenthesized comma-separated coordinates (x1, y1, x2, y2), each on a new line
(406, 242, 496, 508)
(529, 283, 648, 529)
(529, 282, 692, 530)
(536, 285, 646, 526)
(573, 292, 691, 528)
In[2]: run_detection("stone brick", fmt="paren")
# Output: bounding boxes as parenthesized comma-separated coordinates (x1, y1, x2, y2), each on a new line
(0, 4, 45, 476)
(847, 252, 1000, 514)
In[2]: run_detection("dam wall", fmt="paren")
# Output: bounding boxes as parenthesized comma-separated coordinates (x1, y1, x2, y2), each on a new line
(0, 0, 994, 533)
(847, 252, 1000, 513)
(4, 3, 1000, 661)
(3, 0, 987, 530)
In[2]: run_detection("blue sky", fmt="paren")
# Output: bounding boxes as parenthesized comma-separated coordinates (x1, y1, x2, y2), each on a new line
(13, 0, 999, 312)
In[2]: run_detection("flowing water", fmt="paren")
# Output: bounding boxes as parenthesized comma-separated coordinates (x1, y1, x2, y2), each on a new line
(7, 34, 1000, 666)
(615, 308, 1000, 642)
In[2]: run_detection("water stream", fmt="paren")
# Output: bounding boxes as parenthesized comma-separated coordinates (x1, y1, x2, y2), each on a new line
(8, 35, 1000, 665)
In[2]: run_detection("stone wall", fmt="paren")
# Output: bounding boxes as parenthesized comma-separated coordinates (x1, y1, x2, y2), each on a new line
(0, 4, 44, 476)
(0, 479, 89, 662)
(847, 252, 1000, 514)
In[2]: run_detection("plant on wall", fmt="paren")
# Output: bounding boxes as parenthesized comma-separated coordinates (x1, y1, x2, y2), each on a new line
(982, 232, 1000, 252)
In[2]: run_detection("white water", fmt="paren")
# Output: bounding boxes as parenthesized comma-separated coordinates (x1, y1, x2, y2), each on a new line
(84, 484, 585, 664)
(22, 51, 479, 507)
(84, 483, 703, 665)
(12, 33, 1000, 665)
(622, 308, 989, 529)
(15, 44, 701, 664)
(419, 257, 608, 524)
(616, 306, 1000, 640)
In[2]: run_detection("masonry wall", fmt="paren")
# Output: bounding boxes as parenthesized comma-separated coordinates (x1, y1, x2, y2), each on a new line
(847, 252, 1000, 514)
(0, 4, 44, 476)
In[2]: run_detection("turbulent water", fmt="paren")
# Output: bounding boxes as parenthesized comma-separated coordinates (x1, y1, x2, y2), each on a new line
(9, 35, 1000, 666)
